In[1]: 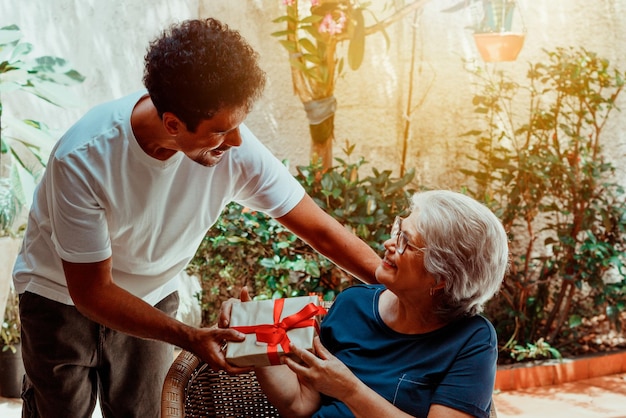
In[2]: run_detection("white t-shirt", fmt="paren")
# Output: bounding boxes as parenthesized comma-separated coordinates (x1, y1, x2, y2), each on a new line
(13, 91, 305, 306)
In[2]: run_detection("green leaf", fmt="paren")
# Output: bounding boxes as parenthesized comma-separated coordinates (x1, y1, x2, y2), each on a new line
(32, 56, 86, 83)
(303, 25, 323, 42)
(568, 314, 582, 328)
(0, 81, 21, 93)
(348, 8, 365, 71)
(301, 15, 324, 24)
(9, 42, 33, 63)
(305, 262, 321, 277)
(0, 27, 21, 46)
(279, 40, 298, 53)
(298, 38, 317, 55)
(3, 115, 54, 151)
(289, 58, 308, 73)
(272, 15, 296, 24)
(0, 67, 29, 84)
(22, 79, 84, 108)
(303, 53, 322, 64)
(271, 30, 293, 38)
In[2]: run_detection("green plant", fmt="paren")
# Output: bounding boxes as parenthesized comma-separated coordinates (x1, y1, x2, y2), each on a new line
(509, 338, 562, 362)
(188, 148, 416, 324)
(272, 0, 431, 168)
(461, 47, 626, 361)
(443, 0, 517, 33)
(1, 285, 20, 353)
(0, 178, 20, 236)
(0, 24, 84, 222)
(295, 142, 415, 251)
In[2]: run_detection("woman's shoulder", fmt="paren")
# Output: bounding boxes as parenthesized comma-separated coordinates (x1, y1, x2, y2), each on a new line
(332, 284, 385, 306)
(446, 314, 497, 346)
(336, 283, 385, 299)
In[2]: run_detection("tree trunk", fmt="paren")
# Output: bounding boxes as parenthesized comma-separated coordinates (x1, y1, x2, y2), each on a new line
(308, 112, 335, 169)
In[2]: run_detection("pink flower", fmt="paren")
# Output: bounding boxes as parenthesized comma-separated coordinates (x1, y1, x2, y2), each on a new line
(318, 11, 346, 35)
(311, 0, 320, 6)
(282, 0, 295, 5)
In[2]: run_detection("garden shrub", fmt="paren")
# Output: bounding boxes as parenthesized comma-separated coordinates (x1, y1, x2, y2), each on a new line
(462, 47, 626, 362)
(188, 148, 415, 324)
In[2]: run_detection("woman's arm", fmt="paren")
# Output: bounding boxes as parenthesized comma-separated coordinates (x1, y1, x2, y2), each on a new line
(285, 338, 475, 418)
(258, 346, 475, 418)
(254, 364, 321, 418)
(284, 338, 412, 418)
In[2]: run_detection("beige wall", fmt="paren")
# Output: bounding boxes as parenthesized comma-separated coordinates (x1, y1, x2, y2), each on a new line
(3, 0, 626, 189)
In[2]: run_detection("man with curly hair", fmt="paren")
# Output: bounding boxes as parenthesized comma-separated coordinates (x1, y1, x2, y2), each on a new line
(13, 18, 381, 417)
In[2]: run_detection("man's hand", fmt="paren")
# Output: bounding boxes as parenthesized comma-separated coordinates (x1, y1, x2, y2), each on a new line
(188, 324, 253, 374)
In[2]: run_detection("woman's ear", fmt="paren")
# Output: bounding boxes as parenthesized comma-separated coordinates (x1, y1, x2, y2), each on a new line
(433, 280, 446, 291)
(429, 280, 446, 296)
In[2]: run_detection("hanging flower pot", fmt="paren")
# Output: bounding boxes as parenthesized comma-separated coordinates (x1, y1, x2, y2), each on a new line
(473, 32, 525, 62)
(443, 0, 526, 62)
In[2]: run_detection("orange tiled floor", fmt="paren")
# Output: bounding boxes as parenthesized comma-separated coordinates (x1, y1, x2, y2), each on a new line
(494, 372, 626, 418)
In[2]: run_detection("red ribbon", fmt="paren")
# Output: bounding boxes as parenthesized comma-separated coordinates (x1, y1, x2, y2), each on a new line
(232, 298, 327, 365)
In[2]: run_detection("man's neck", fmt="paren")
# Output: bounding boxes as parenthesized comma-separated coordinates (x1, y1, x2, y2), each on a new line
(130, 95, 177, 161)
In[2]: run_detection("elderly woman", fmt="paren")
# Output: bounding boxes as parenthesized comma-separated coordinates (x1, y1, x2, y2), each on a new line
(252, 190, 509, 418)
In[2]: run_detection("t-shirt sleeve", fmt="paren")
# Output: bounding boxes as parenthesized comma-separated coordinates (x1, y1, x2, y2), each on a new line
(47, 154, 112, 263)
(431, 317, 498, 418)
(231, 124, 305, 218)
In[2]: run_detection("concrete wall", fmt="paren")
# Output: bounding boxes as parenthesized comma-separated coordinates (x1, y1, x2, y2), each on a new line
(3, 0, 626, 189)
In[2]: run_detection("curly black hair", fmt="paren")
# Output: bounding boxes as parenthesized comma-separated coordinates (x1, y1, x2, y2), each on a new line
(143, 18, 266, 132)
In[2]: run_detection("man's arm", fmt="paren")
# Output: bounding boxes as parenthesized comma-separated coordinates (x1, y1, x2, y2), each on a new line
(275, 194, 381, 284)
(62, 257, 251, 373)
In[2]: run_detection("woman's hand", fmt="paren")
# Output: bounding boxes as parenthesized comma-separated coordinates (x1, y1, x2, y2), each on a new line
(206, 286, 253, 373)
(283, 336, 360, 401)
(218, 286, 252, 328)
(284, 337, 422, 418)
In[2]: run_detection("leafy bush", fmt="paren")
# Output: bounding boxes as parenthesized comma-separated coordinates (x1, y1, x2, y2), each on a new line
(188, 147, 415, 324)
(1, 286, 21, 353)
(0, 24, 85, 215)
(461, 47, 626, 361)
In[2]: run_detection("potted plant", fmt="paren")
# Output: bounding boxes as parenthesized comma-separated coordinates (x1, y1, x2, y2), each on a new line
(1, 24, 85, 208)
(0, 178, 22, 318)
(0, 284, 24, 398)
(444, 0, 525, 62)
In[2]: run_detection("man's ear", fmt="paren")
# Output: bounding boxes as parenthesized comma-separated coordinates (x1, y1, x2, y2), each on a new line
(162, 112, 184, 135)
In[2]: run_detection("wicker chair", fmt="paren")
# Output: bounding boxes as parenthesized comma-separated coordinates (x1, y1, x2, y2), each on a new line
(161, 349, 281, 417)
(161, 349, 498, 418)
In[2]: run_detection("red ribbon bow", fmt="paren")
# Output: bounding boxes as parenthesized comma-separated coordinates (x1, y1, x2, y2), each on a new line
(232, 298, 327, 365)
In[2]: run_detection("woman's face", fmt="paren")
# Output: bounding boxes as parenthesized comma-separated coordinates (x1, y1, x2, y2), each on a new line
(376, 211, 435, 296)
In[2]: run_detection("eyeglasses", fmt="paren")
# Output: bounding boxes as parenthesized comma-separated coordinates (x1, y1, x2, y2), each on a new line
(390, 216, 426, 255)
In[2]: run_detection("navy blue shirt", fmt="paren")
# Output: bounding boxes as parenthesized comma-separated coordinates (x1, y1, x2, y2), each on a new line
(314, 285, 497, 418)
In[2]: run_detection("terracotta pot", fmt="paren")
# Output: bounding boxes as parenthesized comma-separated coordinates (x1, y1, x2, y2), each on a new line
(0, 344, 25, 398)
(473, 32, 525, 62)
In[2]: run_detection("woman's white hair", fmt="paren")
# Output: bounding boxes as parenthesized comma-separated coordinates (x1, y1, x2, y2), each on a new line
(410, 190, 509, 321)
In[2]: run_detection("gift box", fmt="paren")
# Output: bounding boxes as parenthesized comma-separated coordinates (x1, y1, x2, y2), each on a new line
(225, 296, 327, 367)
